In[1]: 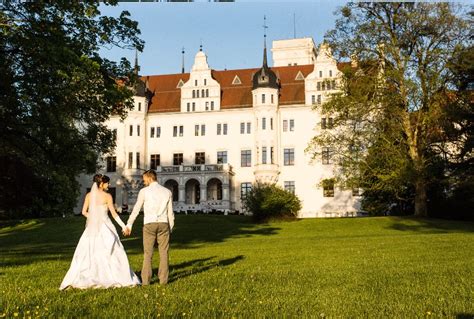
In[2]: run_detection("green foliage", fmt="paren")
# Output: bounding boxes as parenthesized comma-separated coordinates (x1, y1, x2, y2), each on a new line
(242, 183, 302, 222)
(0, 1, 144, 218)
(1, 215, 473, 317)
(307, 3, 471, 217)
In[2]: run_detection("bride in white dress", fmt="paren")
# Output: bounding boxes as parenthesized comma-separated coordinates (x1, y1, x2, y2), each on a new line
(60, 174, 141, 290)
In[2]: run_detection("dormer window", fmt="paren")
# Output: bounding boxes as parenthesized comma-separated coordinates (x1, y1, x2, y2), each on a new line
(232, 75, 242, 85)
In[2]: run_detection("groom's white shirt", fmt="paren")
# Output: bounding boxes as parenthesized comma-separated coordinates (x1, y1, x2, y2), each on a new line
(127, 182, 174, 231)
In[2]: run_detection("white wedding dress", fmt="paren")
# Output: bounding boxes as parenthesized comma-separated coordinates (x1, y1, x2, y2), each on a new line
(60, 185, 140, 290)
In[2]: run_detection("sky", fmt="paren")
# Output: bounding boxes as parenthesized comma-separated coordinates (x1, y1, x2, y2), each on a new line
(98, 1, 348, 75)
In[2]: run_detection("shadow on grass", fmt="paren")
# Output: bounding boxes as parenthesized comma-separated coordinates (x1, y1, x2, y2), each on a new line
(0, 215, 278, 268)
(386, 217, 474, 234)
(456, 314, 474, 319)
(137, 255, 245, 284)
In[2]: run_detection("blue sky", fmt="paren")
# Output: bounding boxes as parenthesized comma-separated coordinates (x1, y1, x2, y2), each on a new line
(99, 1, 348, 75)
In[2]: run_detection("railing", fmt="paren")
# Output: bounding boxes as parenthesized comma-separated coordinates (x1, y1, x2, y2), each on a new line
(157, 164, 233, 174)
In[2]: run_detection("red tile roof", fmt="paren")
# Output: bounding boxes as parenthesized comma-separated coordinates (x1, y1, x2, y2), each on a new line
(144, 63, 350, 113)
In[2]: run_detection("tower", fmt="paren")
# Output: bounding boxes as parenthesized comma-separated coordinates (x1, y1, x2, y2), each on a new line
(251, 16, 280, 184)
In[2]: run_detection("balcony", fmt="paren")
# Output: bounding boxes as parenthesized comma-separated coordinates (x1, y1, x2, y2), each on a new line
(157, 163, 234, 175)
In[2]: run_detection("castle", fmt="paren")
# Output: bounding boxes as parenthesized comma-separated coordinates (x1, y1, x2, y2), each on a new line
(75, 37, 361, 217)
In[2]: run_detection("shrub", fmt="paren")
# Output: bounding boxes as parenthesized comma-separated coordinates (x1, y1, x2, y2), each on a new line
(242, 183, 302, 222)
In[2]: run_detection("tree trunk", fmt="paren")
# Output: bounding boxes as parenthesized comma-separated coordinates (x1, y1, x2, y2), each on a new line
(414, 179, 428, 217)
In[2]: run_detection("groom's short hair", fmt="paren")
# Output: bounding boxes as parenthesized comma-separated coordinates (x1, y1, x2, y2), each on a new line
(143, 169, 157, 181)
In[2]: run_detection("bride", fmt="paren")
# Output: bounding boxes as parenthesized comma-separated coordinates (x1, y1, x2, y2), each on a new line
(60, 174, 141, 290)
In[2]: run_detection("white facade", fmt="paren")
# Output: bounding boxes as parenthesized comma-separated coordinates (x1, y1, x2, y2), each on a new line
(271, 37, 317, 67)
(76, 38, 361, 218)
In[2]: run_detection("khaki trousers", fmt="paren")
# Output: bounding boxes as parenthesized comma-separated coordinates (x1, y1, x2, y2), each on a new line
(142, 222, 170, 285)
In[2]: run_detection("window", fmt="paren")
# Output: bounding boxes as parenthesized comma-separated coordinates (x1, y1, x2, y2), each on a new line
(317, 82, 321, 91)
(137, 125, 140, 137)
(217, 123, 222, 135)
(322, 117, 334, 129)
(211, 101, 214, 110)
(241, 150, 251, 167)
(262, 147, 267, 164)
(223, 123, 228, 135)
(192, 90, 196, 98)
(247, 122, 251, 134)
(329, 70, 333, 77)
(332, 80, 336, 90)
(319, 70, 322, 77)
(240, 182, 252, 199)
(201, 124, 206, 136)
(283, 120, 288, 132)
(173, 153, 183, 166)
(192, 102, 196, 111)
(173, 126, 178, 137)
(201, 89, 205, 97)
(179, 125, 183, 137)
(204, 79, 207, 86)
(196, 90, 200, 98)
(128, 152, 133, 169)
(138, 102, 142, 111)
(270, 147, 274, 164)
(206, 88, 209, 96)
(262, 94, 265, 104)
(352, 187, 361, 197)
(205, 101, 209, 111)
(270, 118, 273, 130)
(150, 154, 160, 170)
(317, 95, 321, 104)
(151, 127, 155, 138)
(290, 119, 295, 132)
(112, 129, 117, 141)
(322, 81, 326, 91)
(129, 125, 133, 136)
(322, 147, 331, 164)
(136, 152, 140, 169)
(157, 126, 161, 138)
(195, 152, 205, 164)
(240, 122, 245, 134)
(106, 156, 116, 172)
(217, 151, 227, 164)
(262, 117, 266, 130)
(195, 79, 198, 86)
(271, 94, 274, 104)
(187, 103, 190, 112)
(284, 148, 295, 166)
(312, 95, 316, 104)
(195, 124, 199, 136)
(284, 181, 295, 194)
(323, 179, 335, 197)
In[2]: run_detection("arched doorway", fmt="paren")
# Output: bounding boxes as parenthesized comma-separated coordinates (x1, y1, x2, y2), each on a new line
(185, 178, 200, 204)
(207, 178, 223, 201)
(164, 179, 179, 202)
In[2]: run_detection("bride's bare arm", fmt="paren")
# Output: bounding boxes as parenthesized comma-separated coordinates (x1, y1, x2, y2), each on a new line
(106, 194, 126, 230)
(81, 193, 90, 218)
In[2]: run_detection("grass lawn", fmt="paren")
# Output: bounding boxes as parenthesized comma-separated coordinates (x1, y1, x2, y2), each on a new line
(0, 215, 473, 318)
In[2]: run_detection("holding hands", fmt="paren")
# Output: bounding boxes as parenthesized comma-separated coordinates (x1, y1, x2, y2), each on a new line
(122, 227, 131, 237)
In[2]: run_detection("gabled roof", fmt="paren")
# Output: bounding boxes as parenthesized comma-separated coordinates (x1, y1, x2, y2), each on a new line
(144, 63, 351, 113)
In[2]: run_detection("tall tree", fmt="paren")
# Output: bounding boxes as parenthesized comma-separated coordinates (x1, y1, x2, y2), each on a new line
(307, 3, 470, 216)
(0, 1, 144, 218)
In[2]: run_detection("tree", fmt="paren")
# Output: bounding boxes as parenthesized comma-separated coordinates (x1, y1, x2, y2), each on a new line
(242, 183, 302, 222)
(307, 3, 471, 217)
(0, 1, 144, 218)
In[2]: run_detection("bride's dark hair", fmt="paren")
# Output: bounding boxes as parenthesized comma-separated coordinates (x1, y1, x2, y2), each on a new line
(93, 174, 110, 187)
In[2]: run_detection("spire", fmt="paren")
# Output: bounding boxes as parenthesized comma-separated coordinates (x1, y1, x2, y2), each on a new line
(263, 15, 268, 68)
(181, 47, 185, 74)
(134, 49, 139, 76)
(199, 39, 203, 52)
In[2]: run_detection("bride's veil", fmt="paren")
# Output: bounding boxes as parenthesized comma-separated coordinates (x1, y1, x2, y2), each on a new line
(87, 182, 101, 234)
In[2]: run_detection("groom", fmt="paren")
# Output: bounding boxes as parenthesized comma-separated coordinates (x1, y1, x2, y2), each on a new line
(124, 170, 175, 285)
